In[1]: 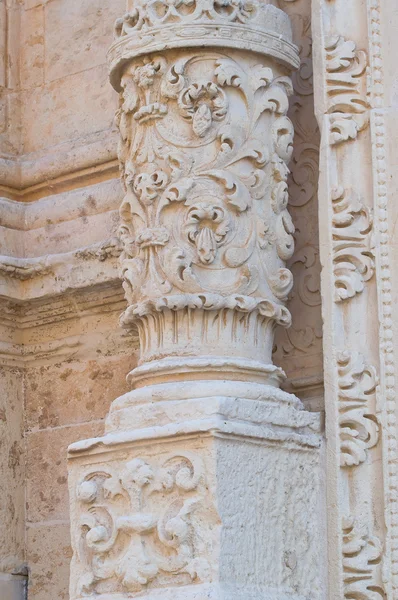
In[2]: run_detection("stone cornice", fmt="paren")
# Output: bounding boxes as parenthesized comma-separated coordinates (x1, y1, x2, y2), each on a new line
(0, 238, 122, 301)
(0, 281, 139, 367)
(0, 281, 126, 330)
(0, 178, 122, 230)
(0, 130, 118, 202)
(0, 238, 122, 281)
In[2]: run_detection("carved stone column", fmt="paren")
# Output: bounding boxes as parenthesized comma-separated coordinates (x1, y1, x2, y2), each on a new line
(67, 1, 325, 599)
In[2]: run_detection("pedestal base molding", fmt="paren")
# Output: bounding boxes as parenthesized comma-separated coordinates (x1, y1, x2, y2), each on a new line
(69, 393, 322, 600)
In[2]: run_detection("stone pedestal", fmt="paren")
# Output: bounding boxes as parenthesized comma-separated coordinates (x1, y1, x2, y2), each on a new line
(69, 406, 321, 600)
(68, 0, 325, 598)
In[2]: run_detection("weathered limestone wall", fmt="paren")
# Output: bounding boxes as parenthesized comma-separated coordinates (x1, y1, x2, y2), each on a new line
(22, 309, 138, 600)
(0, 363, 25, 600)
(1, 0, 124, 200)
(0, 2, 138, 599)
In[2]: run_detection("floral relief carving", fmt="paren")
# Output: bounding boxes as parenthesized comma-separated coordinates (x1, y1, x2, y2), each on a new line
(110, 0, 300, 75)
(332, 187, 375, 302)
(115, 51, 297, 328)
(272, 9, 323, 383)
(291, 15, 313, 97)
(184, 203, 230, 265)
(73, 453, 216, 596)
(342, 517, 385, 599)
(114, 0, 295, 38)
(325, 36, 370, 144)
(273, 245, 322, 357)
(115, 0, 260, 35)
(337, 351, 379, 467)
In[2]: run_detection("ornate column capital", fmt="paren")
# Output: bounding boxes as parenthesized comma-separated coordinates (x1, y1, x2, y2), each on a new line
(108, 0, 299, 89)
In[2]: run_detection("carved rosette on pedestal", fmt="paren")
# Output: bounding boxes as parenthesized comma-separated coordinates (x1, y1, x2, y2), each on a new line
(68, 2, 324, 599)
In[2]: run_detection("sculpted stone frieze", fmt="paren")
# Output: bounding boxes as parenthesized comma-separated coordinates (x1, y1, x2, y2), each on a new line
(332, 187, 375, 302)
(71, 452, 216, 597)
(117, 52, 295, 309)
(325, 36, 370, 145)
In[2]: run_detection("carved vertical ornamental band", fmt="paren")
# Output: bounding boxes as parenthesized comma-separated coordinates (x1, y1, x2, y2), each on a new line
(342, 517, 384, 599)
(312, 0, 388, 598)
(367, 0, 398, 588)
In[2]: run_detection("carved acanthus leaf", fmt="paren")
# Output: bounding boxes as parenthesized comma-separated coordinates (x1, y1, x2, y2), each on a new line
(332, 187, 375, 302)
(325, 36, 370, 144)
(337, 351, 379, 467)
(342, 517, 385, 599)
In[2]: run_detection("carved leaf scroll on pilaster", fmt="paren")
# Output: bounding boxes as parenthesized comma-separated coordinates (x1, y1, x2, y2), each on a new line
(342, 517, 385, 599)
(332, 187, 375, 302)
(337, 351, 379, 467)
(74, 452, 216, 596)
(325, 36, 370, 144)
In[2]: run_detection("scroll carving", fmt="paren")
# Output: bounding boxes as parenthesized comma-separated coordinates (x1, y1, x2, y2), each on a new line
(110, 0, 300, 71)
(325, 36, 369, 144)
(273, 9, 323, 387)
(73, 453, 215, 596)
(337, 351, 379, 467)
(332, 187, 375, 302)
(116, 50, 296, 339)
(342, 517, 385, 599)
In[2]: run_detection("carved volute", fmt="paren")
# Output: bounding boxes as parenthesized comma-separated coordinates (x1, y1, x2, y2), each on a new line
(108, 0, 300, 389)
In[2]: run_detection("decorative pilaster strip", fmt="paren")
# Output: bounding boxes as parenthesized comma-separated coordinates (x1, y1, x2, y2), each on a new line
(367, 0, 398, 593)
(342, 517, 384, 599)
(337, 351, 379, 468)
(312, 0, 387, 598)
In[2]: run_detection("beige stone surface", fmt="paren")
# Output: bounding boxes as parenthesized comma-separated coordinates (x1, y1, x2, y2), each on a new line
(21, 65, 116, 154)
(44, 0, 125, 82)
(27, 523, 72, 600)
(27, 421, 104, 524)
(25, 355, 136, 431)
(0, 367, 25, 574)
(3, 0, 398, 598)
